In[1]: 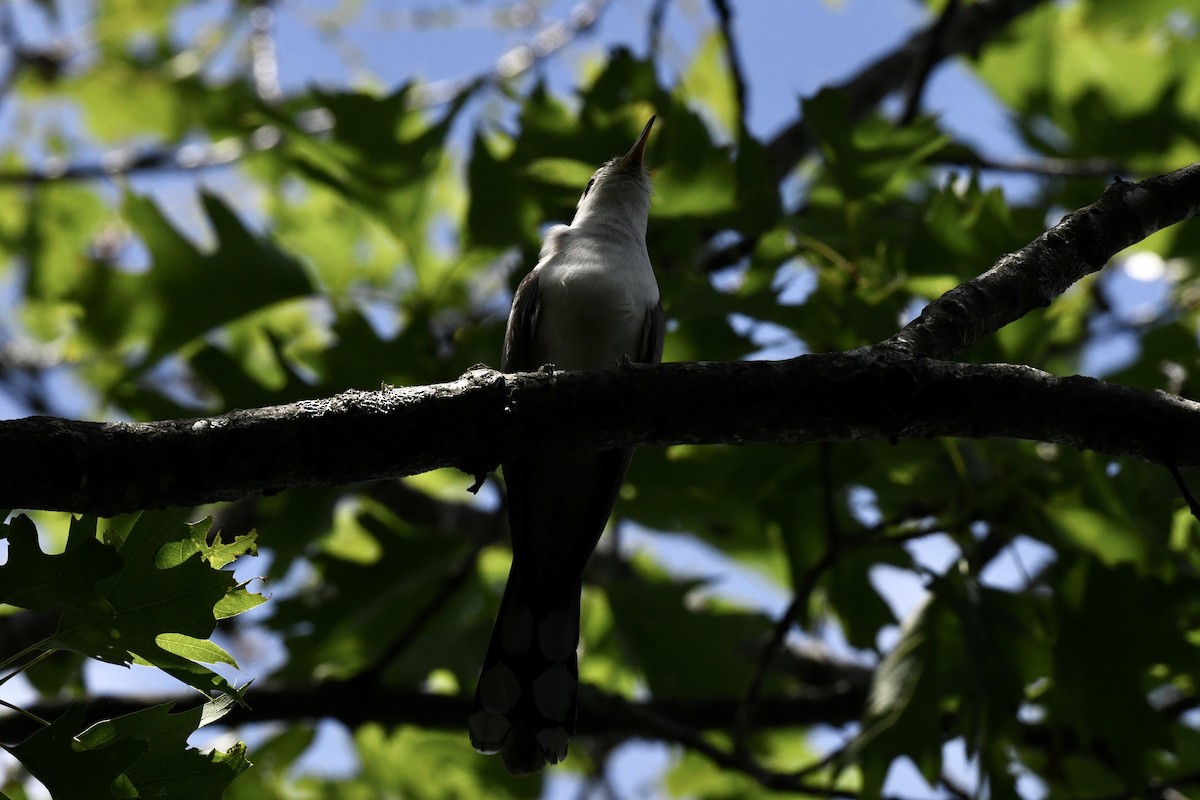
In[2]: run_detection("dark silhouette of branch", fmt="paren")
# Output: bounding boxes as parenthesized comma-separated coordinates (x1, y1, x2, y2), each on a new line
(764, 0, 1050, 181)
(1167, 459, 1200, 523)
(886, 162, 1200, 359)
(708, 0, 748, 133)
(6, 356, 1200, 515)
(0, 681, 865, 748)
(647, 0, 671, 54)
(360, 542, 484, 680)
(935, 150, 1129, 178)
(735, 545, 840, 751)
(899, 0, 961, 125)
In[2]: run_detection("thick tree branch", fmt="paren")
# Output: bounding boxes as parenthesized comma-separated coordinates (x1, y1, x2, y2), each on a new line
(886, 162, 1200, 358)
(4, 356, 1200, 515)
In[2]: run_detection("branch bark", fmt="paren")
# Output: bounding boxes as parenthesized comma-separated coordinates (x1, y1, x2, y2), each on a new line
(3, 356, 1199, 515)
(886, 163, 1200, 358)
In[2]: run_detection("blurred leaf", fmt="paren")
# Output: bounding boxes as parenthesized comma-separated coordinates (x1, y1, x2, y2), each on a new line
(607, 573, 773, 699)
(73, 192, 314, 372)
(680, 31, 738, 140)
(804, 90, 949, 202)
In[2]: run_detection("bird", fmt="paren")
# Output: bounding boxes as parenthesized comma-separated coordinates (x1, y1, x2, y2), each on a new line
(468, 117, 663, 775)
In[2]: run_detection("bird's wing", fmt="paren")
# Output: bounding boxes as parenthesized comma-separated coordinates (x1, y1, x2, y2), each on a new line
(502, 268, 541, 373)
(644, 298, 665, 364)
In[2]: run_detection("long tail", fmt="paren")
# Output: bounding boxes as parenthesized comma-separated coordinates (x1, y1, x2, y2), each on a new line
(468, 572, 582, 775)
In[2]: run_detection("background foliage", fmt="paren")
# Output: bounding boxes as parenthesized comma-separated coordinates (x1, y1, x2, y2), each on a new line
(1, 0, 1200, 798)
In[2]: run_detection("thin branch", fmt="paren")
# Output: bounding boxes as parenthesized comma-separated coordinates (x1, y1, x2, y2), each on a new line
(1167, 459, 1200, 522)
(359, 542, 484, 680)
(708, 0, 748, 134)
(1089, 771, 1200, 800)
(934, 150, 1129, 178)
(734, 544, 840, 750)
(885, 162, 1200, 359)
(0, 130, 285, 185)
(735, 443, 844, 751)
(0, 682, 866, 746)
(764, 0, 1050, 181)
(899, 0, 961, 125)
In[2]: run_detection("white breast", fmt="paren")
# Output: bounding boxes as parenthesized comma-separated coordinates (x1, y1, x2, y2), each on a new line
(533, 233, 658, 371)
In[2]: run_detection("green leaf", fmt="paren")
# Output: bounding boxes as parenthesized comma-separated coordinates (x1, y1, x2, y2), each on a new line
(522, 157, 595, 189)
(3, 706, 146, 800)
(154, 633, 238, 667)
(49, 510, 256, 698)
(804, 89, 949, 202)
(606, 573, 773, 699)
(0, 515, 121, 614)
(155, 518, 258, 570)
(1047, 506, 1146, 567)
(214, 584, 268, 620)
(75, 702, 250, 800)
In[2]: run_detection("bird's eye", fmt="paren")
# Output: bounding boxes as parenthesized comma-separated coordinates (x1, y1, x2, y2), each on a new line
(582, 177, 595, 197)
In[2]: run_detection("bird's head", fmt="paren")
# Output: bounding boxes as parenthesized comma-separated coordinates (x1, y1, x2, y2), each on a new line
(570, 116, 655, 233)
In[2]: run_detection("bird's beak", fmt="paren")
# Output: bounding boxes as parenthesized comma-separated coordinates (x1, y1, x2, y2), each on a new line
(620, 116, 656, 168)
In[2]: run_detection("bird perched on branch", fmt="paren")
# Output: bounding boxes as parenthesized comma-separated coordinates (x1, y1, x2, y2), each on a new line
(469, 117, 663, 774)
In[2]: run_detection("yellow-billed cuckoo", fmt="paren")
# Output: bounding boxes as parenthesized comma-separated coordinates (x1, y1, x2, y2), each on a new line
(469, 117, 663, 774)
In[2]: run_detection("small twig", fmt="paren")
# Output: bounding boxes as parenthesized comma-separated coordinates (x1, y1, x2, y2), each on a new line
(733, 548, 840, 752)
(0, 698, 49, 728)
(938, 772, 974, 800)
(1166, 458, 1200, 522)
(934, 151, 1130, 178)
(788, 740, 853, 782)
(0, 130, 277, 185)
(1088, 770, 1200, 800)
(708, 0, 748, 133)
(737, 445, 844, 744)
(621, 699, 848, 796)
(899, 0, 960, 125)
(359, 542, 484, 680)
